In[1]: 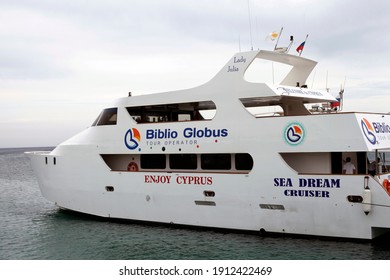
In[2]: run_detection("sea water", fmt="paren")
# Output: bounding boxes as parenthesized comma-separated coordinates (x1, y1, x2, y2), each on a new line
(1, 148, 390, 260)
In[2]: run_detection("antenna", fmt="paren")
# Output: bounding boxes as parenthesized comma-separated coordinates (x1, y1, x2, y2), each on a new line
(247, 0, 253, 50)
(339, 76, 346, 110)
(325, 71, 329, 92)
(343, 76, 347, 90)
(255, 16, 259, 50)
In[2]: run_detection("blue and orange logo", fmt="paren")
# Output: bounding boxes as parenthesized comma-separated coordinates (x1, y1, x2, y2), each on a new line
(124, 128, 141, 150)
(284, 123, 305, 145)
(361, 118, 377, 145)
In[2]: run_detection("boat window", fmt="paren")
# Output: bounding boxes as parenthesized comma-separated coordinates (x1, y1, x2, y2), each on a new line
(141, 154, 166, 169)
(280, 152, 332, 174)
(92, 108, 118, 126)
(100, 153, 253, 173)
(169, 154, 197, 169)
(235, 153, 254, 170)
(126, 101, 216, 123)
(239, 97, 284, 117)
(201, 154, 231, 170)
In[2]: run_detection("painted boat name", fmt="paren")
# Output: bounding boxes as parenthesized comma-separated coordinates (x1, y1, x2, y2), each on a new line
(274, 177, 341, 198)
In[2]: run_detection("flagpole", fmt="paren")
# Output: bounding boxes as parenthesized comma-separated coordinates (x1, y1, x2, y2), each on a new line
(299, 34, 309, 56)
(274, 27, 283, 51)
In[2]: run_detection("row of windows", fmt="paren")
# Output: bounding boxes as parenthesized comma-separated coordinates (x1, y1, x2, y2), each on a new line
(127, 101, 216, 123)
(91, 96, 291, 127)
(91, 102, 216, 127)
(140, 153, 253, 171)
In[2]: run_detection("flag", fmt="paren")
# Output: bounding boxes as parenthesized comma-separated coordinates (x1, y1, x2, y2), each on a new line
(296, 41, 305, 53)
(266, 31, 279, 41)
(330, 98, 341, 109)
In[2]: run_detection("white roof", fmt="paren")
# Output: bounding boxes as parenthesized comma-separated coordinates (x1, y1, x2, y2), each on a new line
(115, 49, 336, 109)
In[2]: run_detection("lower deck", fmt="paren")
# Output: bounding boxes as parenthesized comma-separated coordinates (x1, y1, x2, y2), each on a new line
(99, 150, 389, 178)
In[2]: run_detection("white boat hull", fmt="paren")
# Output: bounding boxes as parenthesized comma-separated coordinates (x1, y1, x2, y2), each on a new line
(26, 50, 390, 240)
(27, 147, 390, 240)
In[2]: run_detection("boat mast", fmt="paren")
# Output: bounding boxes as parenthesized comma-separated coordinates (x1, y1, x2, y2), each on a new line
(274, 27, 283, 51)
(247, 0, 253, 50)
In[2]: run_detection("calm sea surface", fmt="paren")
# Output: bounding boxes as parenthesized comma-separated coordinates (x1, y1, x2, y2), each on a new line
(1, 147, 390, 260)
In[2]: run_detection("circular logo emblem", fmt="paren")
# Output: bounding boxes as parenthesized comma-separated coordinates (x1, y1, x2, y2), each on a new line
(284, 123, 305, 146)
(361, 118, 376, 145)
(124, 128, 141, 150)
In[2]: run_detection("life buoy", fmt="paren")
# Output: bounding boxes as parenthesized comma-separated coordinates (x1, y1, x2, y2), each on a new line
(127, 162, 139, 172)
(383, 179, 390, 194)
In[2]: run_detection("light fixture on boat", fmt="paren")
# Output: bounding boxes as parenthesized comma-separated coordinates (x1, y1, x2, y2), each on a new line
(203, 191, 215, 197)
(347, 195, 363, 203)
(105, 186, 114, 192)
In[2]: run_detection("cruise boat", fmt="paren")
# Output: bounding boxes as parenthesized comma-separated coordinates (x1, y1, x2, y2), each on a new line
(27, 49, 390, 240)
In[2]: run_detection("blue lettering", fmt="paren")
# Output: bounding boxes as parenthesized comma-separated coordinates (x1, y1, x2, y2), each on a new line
(183, 127, 229, 138)
(221, 129, 228, 137)
(331, 179, 340, 188)
(146, 130, 154, 139)
(145, 129, 178, 139)
(284, 189, 330, 198)
(299, 178, 341, 188)
(373, 122, 390, 133)
(274, 178, 292, 187)
(147, 127, 229, 139)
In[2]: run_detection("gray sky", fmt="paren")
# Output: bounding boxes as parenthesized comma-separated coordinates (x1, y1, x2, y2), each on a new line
(1, 0, 390, 148)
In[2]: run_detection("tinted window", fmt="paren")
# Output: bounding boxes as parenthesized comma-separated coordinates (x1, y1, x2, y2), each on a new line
(235, 153, 254, 170)
(126, 101, 216, 123)
(141, 154, 166, 169)
(95, 108, 117, 126)
(170, 154, 197, 169)
(201, 154, 231, 170)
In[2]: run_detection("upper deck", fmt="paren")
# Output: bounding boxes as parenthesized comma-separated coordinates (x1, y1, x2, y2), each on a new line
(112, 49, 337, 117)
(61, 49, 390, 155)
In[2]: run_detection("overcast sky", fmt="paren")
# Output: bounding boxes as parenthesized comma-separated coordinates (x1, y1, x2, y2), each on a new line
(1, 0, 390, 148)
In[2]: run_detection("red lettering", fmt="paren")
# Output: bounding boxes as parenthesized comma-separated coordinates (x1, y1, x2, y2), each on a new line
(194, 177, 201, 185)
(174, 176, 213, 185)
(144, 175, 171, 184)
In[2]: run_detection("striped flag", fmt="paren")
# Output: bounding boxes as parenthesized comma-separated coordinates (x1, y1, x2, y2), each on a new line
(296, 41, 305, 53)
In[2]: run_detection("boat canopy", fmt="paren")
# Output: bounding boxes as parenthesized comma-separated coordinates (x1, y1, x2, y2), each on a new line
(208, 49, 336, 105)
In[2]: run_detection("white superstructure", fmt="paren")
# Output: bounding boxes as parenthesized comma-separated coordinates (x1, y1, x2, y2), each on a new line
(27, 50, 390, 240)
